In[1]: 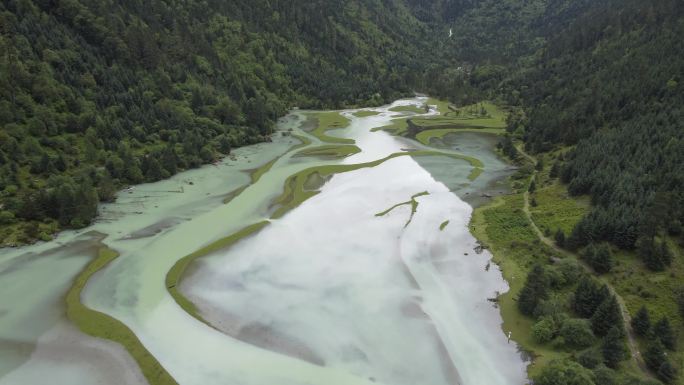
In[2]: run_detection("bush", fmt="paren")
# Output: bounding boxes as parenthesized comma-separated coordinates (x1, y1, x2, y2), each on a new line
(560, 318, 596, 349)
(0, 210, 15, 225)
(534, 359, 596, 385)
(578, 348, 603, 369)
(592, 365, 616, 385)
(532, 317, 556, 344)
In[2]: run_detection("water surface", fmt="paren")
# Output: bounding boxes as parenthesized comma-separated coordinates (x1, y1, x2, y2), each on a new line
(0, 98, 526, 385)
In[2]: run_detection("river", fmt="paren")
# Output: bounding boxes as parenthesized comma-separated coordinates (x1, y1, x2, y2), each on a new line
(0, 97, 526, 385)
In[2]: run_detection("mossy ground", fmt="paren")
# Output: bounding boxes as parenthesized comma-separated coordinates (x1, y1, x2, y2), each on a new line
(353, 110, 381, 117)
(389, 105, 427, 114)
(66, 247, 178, 385)
(529, 181, 590, 236)
(294, 144, 361, 159)
(415, 127, 505, 146)
(305, 111, 354, 144)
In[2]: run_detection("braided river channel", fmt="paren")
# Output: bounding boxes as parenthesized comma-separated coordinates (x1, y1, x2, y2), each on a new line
(0, 97, 527, 385)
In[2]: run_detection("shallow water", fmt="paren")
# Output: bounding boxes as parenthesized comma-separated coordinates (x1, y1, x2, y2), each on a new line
(0, 97, 526, 385)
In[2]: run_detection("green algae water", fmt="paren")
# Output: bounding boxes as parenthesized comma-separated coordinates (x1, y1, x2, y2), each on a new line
(0, 98, 527, 385)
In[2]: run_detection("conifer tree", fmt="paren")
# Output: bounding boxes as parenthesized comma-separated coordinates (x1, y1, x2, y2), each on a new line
(654, 317, 676, 350)
(555, 229, 566, 248)
(518, 264, 549, 316)
(602, 326, 625, 368)
(573, 276, 608, 318)
(591, 295, 623, 337)
(658, 360, 677, 384)
(644, 340, 666, 372)
(631, 306, 651, 337)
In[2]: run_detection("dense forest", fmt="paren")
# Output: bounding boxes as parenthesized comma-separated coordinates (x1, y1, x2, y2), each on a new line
(1, 0, 683, 382)
(0, 0, 431, 243)
(519, 0, 684, 256)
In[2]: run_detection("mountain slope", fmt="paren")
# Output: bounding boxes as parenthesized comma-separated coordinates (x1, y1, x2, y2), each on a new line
(0, 0, 429, 243)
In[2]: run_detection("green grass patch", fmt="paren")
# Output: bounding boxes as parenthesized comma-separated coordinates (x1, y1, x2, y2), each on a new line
(294, 144, 361, 159)
(372, 117, 409, 135)
(439, 220, 450, 231)
(426, 98, 452, 115)
(389, 104, 426, 114)
(415, 128, 505, 146)
(249, 159, 278, 184)
(290, 133, 313, 151)
(468, 167, 484, 181)
(353, 110, 381, 117)
(374, 191, 429, 227)
(530, 182, 590, 236)
(166, 221, 270, 320)
(305, 111, 354, 144)
(66, 247, 178, 385)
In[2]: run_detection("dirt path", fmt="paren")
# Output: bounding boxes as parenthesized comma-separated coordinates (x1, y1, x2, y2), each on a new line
(515, 144, 651, 376)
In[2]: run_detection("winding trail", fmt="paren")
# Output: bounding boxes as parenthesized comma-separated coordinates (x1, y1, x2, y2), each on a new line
(514, 144, 651, 377)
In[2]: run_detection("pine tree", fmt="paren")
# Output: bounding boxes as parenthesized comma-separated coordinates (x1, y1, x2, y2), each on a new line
(518, 264, 549, 316)
(644, 341, 666, 372)
(591, 243, 613, 274)
(653, 317, 676, 350)
(591, 295, 623, 337)
(658, 360, 677, 384)
(602, 326, 625, 368)
(631, 306, 651, 337)
(573, 276, 608, 318)
(555, 229, 566, 248)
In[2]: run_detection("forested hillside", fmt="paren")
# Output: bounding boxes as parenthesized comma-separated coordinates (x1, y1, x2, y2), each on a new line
(439, 1, 684, 384)
(0, 0, 429, 243)
(521, 0, 684, 254)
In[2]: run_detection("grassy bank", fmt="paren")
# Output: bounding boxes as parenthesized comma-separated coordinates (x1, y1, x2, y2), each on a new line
(470, 193, 567, 377)
(305, 112, 354, 144)
(294, 144, 361, 159)
(66, 247, 178, 385)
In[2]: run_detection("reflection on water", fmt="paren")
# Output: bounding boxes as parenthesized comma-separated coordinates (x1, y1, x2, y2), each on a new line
(0, 98, 526, 385)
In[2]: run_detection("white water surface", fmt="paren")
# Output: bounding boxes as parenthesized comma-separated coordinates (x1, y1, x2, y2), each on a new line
(0, 98, 526, 385)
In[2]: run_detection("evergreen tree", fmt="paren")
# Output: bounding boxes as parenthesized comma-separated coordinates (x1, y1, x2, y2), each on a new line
(591, 296, 623, 337)
(518, 264, 549, 316)
(657, 360, 677, 384)
(590, 243, 613, 274)
(636, 236, 673, 271)
(631, 306, 651, 337)
(602, 326, 625, 369)
(573, 276, 608, 318)
(653, 317, 676, 351)
(549, 162, 560, 178)
(555, 229, 566, 248)
(145, 157, 164, 182)
(644, 341, 667, 373)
